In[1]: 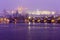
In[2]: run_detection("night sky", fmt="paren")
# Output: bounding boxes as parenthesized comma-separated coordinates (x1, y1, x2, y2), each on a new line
(0, 0, 60, 11)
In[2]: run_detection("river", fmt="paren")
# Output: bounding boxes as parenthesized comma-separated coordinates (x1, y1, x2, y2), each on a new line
(0, 23, 60, 40)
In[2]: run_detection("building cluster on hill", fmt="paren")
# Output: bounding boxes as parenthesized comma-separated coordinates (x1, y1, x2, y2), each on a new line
(0, 7, 60, 23)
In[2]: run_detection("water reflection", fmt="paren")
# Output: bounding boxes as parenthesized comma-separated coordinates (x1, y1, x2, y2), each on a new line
(0, 23, 60, 40)
(27, 23, 60, 40)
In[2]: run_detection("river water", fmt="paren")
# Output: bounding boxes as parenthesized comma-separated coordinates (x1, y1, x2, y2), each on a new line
(0, 23, 60, 40)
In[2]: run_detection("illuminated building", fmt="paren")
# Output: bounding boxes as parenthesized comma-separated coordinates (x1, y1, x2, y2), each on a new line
(28, 10, 55, 15)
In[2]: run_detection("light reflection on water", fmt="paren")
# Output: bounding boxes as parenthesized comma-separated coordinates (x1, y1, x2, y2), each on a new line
(27, 23, 60, 40)
(0, 23, 60, 40)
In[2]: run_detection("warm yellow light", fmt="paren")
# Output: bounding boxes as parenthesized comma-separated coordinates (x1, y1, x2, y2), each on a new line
(57, 17, 60, 20)
(28, 16, 31, 19)
(37, 20, 40, 22)
(41, 11, 51, 15)
(31, 11, 52, 15)
(17, 7, 23, 11)
(32, 20, 35, 22)
(17, 7, 24, 13)
(4, 18, 7, 21)
(0, 18, 3, 21)
(51, 19, 55, 23)
(44, 20, 47, 22)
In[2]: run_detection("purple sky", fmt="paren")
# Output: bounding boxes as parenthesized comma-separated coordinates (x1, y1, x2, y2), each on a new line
(0, 0, 60, 11)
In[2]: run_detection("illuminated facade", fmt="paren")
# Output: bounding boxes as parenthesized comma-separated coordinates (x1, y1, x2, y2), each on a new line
(27, 10, 56, 15)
